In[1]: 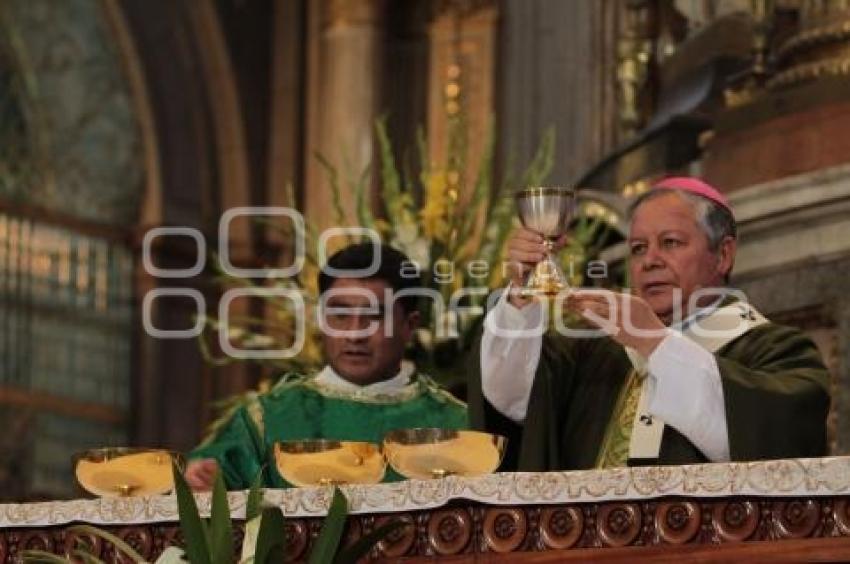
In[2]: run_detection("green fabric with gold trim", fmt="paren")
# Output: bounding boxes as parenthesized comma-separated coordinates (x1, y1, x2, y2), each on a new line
(469, 321, 830, 472)
(595, 369, 643, 469)
(189, 373, 468, 489)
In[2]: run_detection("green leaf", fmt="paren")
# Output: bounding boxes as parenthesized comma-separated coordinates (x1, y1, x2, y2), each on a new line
(254, 506, 286, 564)
(172, 460, 212, 564)
(315, 151, 349, 227)
(69, 550, 105, 564)
(333, 519, 409, 564)
(245, 467, 265, 521)
(308, 488, 349, 564)
(19, 550, 73, 564)
(67, 525, 145, 563)
(375, 116, 405, 229)
(457, 116, 496, 250)
(520, 126, 556, 188)
(354, 161, 376, 232)
(209, 468, 234, 564)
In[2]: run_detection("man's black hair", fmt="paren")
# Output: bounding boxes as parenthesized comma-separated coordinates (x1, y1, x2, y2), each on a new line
(318, 242, 422, 314)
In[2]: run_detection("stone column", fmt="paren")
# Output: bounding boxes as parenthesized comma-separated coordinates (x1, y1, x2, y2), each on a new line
(497, 0, 621, 186)
(303, 0, 385, 234)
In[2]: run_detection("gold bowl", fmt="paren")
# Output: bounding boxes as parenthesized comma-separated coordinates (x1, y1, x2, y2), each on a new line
(273, 440, 386, 487)
(382, 428, 507, 480)
(73, 448, 184, 497)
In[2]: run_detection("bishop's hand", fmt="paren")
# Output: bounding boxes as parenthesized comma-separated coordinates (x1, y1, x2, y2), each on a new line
(565, 289, 667, 357)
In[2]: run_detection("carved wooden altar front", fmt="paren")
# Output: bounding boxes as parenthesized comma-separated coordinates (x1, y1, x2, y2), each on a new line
(3, 457, 850, 562)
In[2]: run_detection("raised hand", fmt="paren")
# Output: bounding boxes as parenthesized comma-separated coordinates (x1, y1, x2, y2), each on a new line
(505, 227, 568, 308)
(566, 289, 667, 357)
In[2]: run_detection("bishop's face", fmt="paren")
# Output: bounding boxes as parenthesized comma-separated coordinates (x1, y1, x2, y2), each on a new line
(320, 277, 418, 386)
(627, 192, 734, 324)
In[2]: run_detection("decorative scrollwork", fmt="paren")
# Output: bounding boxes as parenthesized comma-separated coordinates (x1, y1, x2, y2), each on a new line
(655, 501, 700, 544)
(833, 499, 850, 536)
(597, 503, 641, 547)
(375, 514, 416, 558)
(712, 501, 759, 542)
(63, 529, 103, 558)
(339, 519, 362, 554)
(539, 506, 583, 550)
(117, 526, 154, 561)
(774, 500, 820, 539)
(19, 530, 54, 552)
(427, 508, 472, 555)
(482, 508, 527, 553)
(284, 520, 309, 561)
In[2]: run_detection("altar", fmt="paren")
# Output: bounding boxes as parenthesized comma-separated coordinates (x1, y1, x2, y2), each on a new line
(3, 457, 850, 562)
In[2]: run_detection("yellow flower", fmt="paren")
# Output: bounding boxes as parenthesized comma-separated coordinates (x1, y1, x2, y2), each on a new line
(421, 171, 450, 241)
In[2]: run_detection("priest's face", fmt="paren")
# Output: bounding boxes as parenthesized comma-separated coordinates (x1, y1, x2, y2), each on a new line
(321, 277, 418, 386)
(628, 192, 734, 324)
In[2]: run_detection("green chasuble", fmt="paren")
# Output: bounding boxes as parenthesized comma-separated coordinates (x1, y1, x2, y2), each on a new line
(190, 373, 468, 489)
(469, 320, 830, 472)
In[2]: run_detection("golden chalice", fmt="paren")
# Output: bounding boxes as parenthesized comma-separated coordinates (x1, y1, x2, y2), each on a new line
(382, 429, 507, 480)
(515, 186, 576, 296)
(73, 448, 183, 497)
(273, 440, 386, 487)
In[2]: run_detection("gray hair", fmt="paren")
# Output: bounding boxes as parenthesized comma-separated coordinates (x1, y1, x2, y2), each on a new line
(629, 188, 737, 251)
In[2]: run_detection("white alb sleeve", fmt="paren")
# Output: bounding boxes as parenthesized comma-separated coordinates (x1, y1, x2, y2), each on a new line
(646, 331, 731, 461)
(480, 290, 544, 422)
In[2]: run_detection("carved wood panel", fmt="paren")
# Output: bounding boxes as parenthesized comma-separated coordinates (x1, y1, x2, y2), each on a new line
(2, 496, 850, 561)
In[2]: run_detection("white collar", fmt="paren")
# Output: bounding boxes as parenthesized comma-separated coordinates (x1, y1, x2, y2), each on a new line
(314, 360, 416, 396)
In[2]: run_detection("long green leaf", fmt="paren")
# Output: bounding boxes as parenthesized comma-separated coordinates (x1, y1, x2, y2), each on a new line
(172, 461, 212, 564)
(314, 151, 349, 227)
(67, 524, 145, 563)
(69, 550, 104, 564)
(520, 126, 555, 188)
(209, 469, 234, 564)
(19, 551, 73, 564)
(308, 488, 349, 564)
(333, 520, 409, 564)
(456, 117, 496, 250)
(254, 506, 286, 564)
(245, 468, 265, 521)
(354, 161, 376, 232)
(375, 116, 404, 227)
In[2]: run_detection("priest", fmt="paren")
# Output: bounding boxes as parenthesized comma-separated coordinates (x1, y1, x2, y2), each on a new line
(186, 243, 467, 490)
(471, 177, 830, 471)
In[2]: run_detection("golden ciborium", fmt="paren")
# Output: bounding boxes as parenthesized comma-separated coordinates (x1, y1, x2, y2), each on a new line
(273, 440, 386, 487)
(73, 448, 183, 497)
(515, 186, 576, 296)
(382, 429, 507, 480)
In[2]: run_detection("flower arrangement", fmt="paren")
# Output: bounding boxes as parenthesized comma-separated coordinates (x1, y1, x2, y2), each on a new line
(199, 114, 557, 390)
